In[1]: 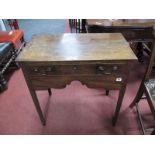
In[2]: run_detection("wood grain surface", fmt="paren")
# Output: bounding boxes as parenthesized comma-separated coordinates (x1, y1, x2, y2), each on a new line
(16, 33, 137, 62)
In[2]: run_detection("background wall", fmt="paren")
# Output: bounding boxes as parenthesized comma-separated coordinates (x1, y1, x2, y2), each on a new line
(0, 19, 6, 30)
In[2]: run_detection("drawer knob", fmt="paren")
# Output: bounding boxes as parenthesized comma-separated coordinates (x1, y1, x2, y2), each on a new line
(98, 66, 104, 71)
(46, 67, 52, 72)
(73, 66, 78, 70)
(113, 66, 118, 70)
(40, 70, 46, 75)
(34, 68, 39, 72)
(104, 72, 111, 75)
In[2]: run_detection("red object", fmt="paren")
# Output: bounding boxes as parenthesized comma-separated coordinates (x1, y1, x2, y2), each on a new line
(0, 29, 24, 48)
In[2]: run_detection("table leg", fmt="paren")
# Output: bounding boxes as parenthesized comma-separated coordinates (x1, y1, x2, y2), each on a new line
(29, 88, 46, 125)
(48, 88, 52, 96)
(21, 65, 46, 125)
(112, 86, 127, 126)
(112, 63, 129, 126)
(106, 90, 109, 96)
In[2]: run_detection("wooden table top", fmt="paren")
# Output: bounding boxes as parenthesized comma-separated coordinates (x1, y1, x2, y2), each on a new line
(16, 33, 137, 62)
(87, 19, 155, 27)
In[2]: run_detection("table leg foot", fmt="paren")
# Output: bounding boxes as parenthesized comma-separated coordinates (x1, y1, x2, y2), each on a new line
(42, 119, 46, 126)
(106, 90, 109, 96)
(112, 86, 126, 126)
(48, 89, 52, 96)
(112, 117, 116, 126)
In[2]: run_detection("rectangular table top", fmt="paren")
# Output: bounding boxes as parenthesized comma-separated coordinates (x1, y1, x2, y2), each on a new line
(16, 33, 137, 62)
(87, 19, 155, 27)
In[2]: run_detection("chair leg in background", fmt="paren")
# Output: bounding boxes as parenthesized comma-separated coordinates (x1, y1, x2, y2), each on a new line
(0, 73, 8, 92)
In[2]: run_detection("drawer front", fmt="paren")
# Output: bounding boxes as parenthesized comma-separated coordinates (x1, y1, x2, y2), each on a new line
(27, 63, 126, 77)
(30, 75, 124, 90)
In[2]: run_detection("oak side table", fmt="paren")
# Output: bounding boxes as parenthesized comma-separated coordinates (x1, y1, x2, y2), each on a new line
(16, 33, 137, 126)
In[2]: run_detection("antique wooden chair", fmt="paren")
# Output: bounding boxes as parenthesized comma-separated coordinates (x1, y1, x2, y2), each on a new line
(129, 38, 155, 134)
(0, 29, 26, 92)
(0, 42, 16, 91)
(0, 35, 51, 94)
(69, 19, 86, 33)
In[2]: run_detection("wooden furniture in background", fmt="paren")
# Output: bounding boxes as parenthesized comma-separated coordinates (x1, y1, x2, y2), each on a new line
(0, 29, 26, 92)
(16, 33, 137, 126)
(129, 39, 155, 134)
(0, 42, 16, 91)
(86, 19, 155, 62)
(69, 19, 86, 33)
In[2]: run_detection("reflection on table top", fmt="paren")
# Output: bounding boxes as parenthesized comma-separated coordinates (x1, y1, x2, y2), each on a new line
(87, 19, 155, 27)
(16, 33, 137, 62)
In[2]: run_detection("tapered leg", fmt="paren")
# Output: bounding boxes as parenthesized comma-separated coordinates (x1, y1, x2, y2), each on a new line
(112, 86, 126, 126)
(106, 90, 109, 96)
(29, 89, 46, 125)
(21, 65, 46, 125)
(48, 89, 52, 96)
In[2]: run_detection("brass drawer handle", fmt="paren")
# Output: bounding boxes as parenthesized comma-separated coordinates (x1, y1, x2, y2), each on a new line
(33, 68, 39, 72)
(104, 72, 111, 75)
(97, 65, 112, 74)
(32, 66, 57, 76)
(98, 65, 105, 71)
(41, 73, 46, 76)
(46, 67, 52, 72)
(40, 70, 46, 75)
(73, 66, 78, 70)
(42, 66, 56, 73)
(41, 66, 56, 75)
(113, 66, 118, 71)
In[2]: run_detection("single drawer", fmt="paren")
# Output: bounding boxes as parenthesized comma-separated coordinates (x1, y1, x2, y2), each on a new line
(30, 75, 124, 90)
(27, 63, 126, 77)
